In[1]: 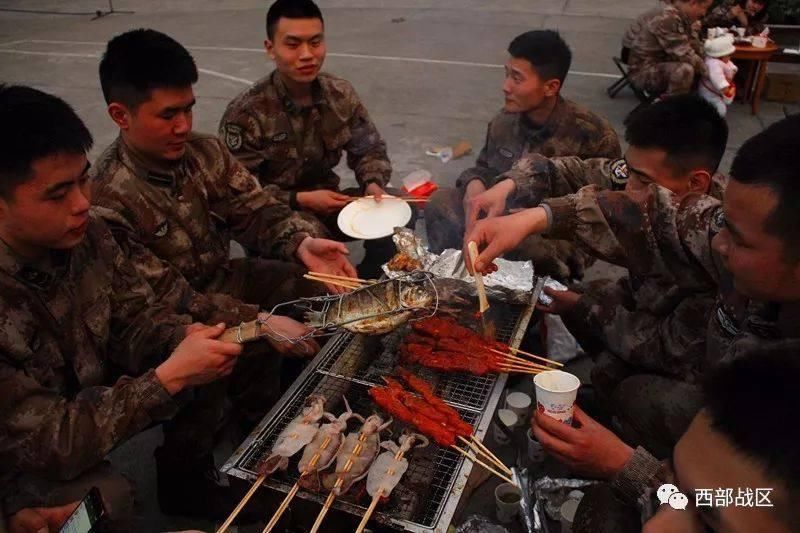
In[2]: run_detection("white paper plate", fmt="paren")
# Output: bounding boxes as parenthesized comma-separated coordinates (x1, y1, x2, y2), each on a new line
(337, 197, 412, 240)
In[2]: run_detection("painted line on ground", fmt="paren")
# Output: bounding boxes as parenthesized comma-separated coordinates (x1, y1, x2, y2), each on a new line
(197, 68, 253, 85)
(25, 39, 620, 79)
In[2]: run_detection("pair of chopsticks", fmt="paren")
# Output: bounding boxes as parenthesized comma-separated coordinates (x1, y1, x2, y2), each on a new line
(303, 271, 375, 290)
(467, 241, 495, 340)
(491, 347, 563, 375)
(347, 195, 428, 203)
(451, 436, 516, 485)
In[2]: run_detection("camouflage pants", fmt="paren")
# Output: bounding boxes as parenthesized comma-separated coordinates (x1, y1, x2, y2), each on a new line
(425, 187, 594, 280)
(3, 461, 134, 530)
(592, 352, 702, 458)
(629, 61, 697, 96)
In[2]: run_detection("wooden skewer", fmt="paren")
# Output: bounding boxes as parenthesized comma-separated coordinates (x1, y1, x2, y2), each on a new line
(501, 354, 548, 370)
(355, 447, 408, 533)
(450, 445, 515, 485)
(467, 241, 490, 314)
(307, 271, 373, 284)
(303, 274, 362, 290)
(217, 473, 266, 533)
(496, 363, 545, 374)
(495, 366, 544, 375)
(458, 436, 512, 476)
(351, 195, 428, 202)
(262, 435, 333, 533)
(310, 435, 367, 533)
(508, 346, 564, 368)
(490, 349, 552, 371)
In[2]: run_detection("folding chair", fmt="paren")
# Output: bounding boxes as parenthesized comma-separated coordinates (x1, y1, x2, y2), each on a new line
(607, 47, 654, 104)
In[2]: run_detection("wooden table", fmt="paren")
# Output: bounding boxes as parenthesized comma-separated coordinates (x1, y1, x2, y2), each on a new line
(733, 42, 780, 115)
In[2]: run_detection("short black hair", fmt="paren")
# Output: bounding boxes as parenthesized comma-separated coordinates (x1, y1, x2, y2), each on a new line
(266, 0, 324, 40)
(703, 345, 800, 529)
(730, 115, 800, 261)
(624, 94, 728, 174)
(507, 30, 572, 85)
(0, 85, 92, 199)
(99, 29, 198, 109)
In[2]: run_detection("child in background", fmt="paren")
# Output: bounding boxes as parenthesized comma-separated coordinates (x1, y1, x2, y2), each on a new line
(698, 35, 738, 116)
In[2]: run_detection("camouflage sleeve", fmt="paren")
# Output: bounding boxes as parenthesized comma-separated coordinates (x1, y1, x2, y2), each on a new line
(455, 123, 499, 190)
(344, 98, 392, 189)
(219, 109, 291, 205)
(587, 120, 622, 160)
(94, 206, 260, 327)
(651, 12, 707, 76)
(611, 447, 668, 506)
(0, 363, 178, 480)
(503, 155, 628, 209)
(543, 184, 724, 279)
(209, 139, 323, 261)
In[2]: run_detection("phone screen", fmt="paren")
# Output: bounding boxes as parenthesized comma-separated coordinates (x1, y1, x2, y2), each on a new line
(59, 488, 103, 533)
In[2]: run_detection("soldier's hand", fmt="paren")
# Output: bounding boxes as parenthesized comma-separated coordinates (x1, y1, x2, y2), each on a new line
(296, 237, 358, 294)
(532, 406, 634, 479)
(296, 189, 351, 214)
(536, 287, 581, 315)
(8, 502, 79, 533)
(462, 179, 487, 230)
(156, 323, 243, 394)
(464, 179, 515, 234)
(364, 182, 386, 203)
(258, 313, 320, 357)
(463, 207, 549, 275)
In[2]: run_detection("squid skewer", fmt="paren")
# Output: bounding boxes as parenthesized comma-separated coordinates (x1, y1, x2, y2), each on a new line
(356, 433, 428, 533)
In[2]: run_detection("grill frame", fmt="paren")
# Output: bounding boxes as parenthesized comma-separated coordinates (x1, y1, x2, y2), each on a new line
(222, 279, 541, 532)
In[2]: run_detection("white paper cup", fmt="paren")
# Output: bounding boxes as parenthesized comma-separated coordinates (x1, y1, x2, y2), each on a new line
(752, 36, 768, 48)
(495, 482, 522, 524)
(559, 498, 580, 533)
(504, 391, 532, 422)
(492, 408, 518, 445)
(533, 370, 581, 425)
(526, 428, 547, 463)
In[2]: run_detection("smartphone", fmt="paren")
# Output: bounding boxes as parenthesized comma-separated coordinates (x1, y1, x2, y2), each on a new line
(59, 487, 107, 533)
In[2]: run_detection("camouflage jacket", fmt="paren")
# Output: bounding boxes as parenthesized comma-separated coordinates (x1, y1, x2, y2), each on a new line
(703, 0, 767, 35)
(91, 135, 318, 314)
(628, 4, 707, 77)
(219, 71, 391, 204)
(457, 97, 621, 191)
(543, 183, 800, 510)
(622, 5, 664, 50)
(0, 216, 188, 487)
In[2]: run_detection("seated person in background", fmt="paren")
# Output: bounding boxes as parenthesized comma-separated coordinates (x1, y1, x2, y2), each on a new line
(0, 85, 266, 526)
(704, 0, 770, 35)
(622, 2, 669, 61)
(220, 0, 409, 278)
(699, 35, 738, 116)
(466, 114, 800, 533)
(425, 30, 621, 280)
(628, 0, 713, 97)
(468, 95, 728, 457)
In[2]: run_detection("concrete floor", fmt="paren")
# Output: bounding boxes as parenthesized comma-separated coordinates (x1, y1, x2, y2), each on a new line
(1, 1, 797, 532)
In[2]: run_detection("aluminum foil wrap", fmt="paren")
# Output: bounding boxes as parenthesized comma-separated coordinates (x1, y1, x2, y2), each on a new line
(537, 278, 568, 307)
(530, 477, 597, 532)
(383, 228, 534, 305)
(455, 515, 510, 533)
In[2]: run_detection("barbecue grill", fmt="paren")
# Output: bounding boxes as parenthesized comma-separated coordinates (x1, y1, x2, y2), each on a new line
(223, 278, 544, 532)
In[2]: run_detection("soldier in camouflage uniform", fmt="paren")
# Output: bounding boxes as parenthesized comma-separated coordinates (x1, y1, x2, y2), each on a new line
(425, 30, 621, 280)
(92, 30, 358, 327)
(467, 115, 800, 532)
(219, 0, 408, 278)
(628, 0, 713, 96)
(0, 86, 280, 527)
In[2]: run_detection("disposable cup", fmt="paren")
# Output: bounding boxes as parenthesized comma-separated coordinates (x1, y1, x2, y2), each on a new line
(526, 428, 547, 463)
(559, 498, 580, 533)
(752, 36, 768, 48)
(504, 391, 532, 422)
(492, 408, 518, 445)
(495, 482, 522, 524)
(533, 370, 581, 425)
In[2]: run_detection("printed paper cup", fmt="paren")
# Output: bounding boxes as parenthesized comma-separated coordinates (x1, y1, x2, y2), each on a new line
(533, 370, 581, 425)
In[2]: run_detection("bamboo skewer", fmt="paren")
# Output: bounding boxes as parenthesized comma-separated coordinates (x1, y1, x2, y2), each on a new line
(307, 271, 373, 284)
(490, 349, 553, 371)
(349, 195, 428, 203)
(262, 435, 334, 533)
(310, 434, 368, 533)
(450, 445, 514, 485)
(508, 346, 564, 368)
(355, 446, 408, 533)
(303, 274, 363, 290)
(458, 436, 512, 476)
(217, 472, 266, 533)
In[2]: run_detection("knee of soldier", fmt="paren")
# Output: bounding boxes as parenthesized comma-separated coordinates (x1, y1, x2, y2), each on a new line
(424, 188, 461, 222)
(671, 63, 695, 89)
(423, 187, 464, 251)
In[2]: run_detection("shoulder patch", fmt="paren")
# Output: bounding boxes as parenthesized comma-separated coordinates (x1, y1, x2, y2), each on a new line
(223, 124, 243, 151)
(610, 158, 629, 188)
(154, 221, 169, 238)
(498, 148, 515, 159)
(272, 132, 289, 143)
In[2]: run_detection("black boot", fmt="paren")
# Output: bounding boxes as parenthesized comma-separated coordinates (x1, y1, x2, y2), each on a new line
(155, 447, 271, 523)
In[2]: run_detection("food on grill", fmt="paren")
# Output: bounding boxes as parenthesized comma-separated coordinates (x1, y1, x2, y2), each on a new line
(322, 414, 393, 496)
(368, 373, 473, 447)
(387, 252, 422, 272)
(298, 397, 363, 492)
(304, 277, 435, 335)
(400, 317, 512, 376)
(366, 432, 428, 499)
(257, 395, 329, 476)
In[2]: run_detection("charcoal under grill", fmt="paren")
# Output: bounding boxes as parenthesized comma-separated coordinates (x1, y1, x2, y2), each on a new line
(223, 283, 541, 532)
